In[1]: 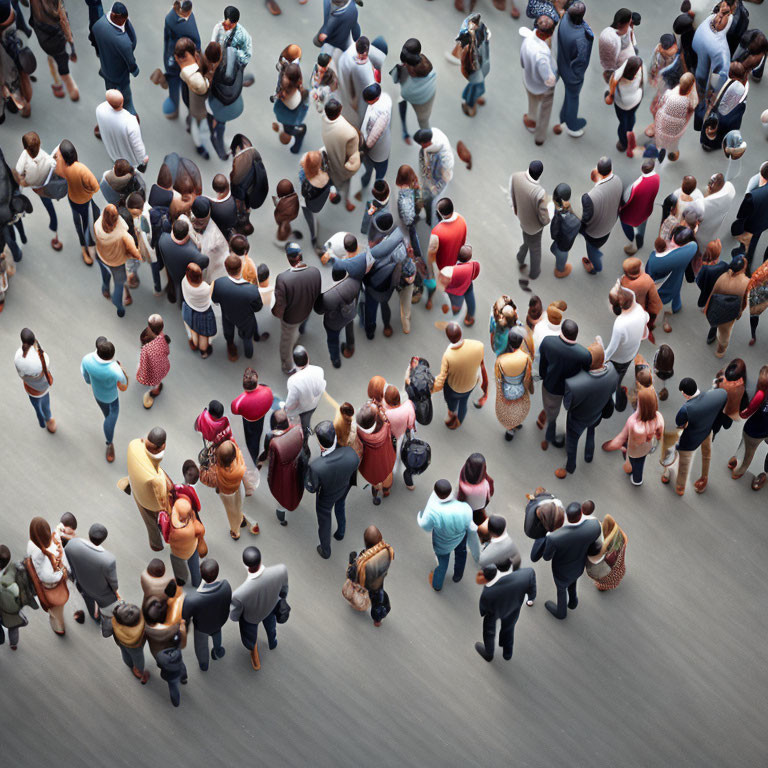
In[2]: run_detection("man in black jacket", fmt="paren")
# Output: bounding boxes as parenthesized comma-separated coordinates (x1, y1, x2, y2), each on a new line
(556, 343, 618, 478)
(314, 267, 361, 368)
(531, 501, 602, 620)
(475, 562, 537, 662)
(156, 218, 209, 304)
(273, 243, 322, 374)
(212, 255, 266, 362)
(181, 558, 232, 671)
(305, 421, 360, 559)
(538, 319, 592, 449)
(731, 162, 768, 271)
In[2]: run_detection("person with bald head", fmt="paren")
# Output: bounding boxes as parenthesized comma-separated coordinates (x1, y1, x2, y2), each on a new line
(695, 173, 735, 254)
(432, 322, 488, 429)
(168, 497, 205, 587)
(510, 160, 549, 282)
(95, 89, 148, 168)
(346, 525, 395, 626)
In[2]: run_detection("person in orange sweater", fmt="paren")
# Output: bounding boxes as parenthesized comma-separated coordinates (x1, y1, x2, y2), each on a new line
(53, 139, 100, 266)
(168, 497, 205, 587)
(214, 440, 259, 540)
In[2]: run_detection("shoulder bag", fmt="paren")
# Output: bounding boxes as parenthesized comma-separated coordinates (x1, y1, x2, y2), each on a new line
(342, 578, 371, 611)
(35, 341, 53, 386)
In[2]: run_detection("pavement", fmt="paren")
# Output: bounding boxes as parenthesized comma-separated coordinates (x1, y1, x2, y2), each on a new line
(1, 1, 767, 766)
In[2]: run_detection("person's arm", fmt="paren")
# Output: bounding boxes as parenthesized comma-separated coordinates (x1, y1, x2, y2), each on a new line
(537, 192, 550, 227)
(128, 123, 148, 167)
(120, 35, 140, 77)
(536, 53, 557, 88)
(740, 390, 766, 421)
(431, 353, 449, 392)
(527, 569, 537, 603)
(123, 233, 141, 259)
(571, 35, 590, 81)
(602, 320, 623, 362)
(538, 343, 548, 381)
(580, 192, 594, 228)
(106, 557, 119, 595)
(365, 110, 388, 150)
(271, 278, 286, 318)
(229, 595, 242, 622)
(304, 464, 320, 494)
(563, 381, 574, 411)
(80, 359, 91, 385)
(284, 383, 298, 415)
(476, 359, 489, 407)
(675, 403, 689, 430)
(467, 523, 481, 563)
(236, 26, 252, 67)
(416, 506, 434, 531)
(542, 535, 556, 562)
(84, 165, 100, 197)
(530, 536, 545, 562)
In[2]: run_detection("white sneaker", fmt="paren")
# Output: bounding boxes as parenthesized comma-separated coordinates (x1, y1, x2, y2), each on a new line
(566, 127, 585, 138)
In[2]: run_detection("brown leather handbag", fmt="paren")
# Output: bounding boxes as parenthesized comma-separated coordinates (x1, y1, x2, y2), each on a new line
(24, 557, 69, 612)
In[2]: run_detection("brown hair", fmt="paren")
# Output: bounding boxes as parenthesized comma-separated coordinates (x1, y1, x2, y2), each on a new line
(678, 72, 695, 95)
(334, 402, 355, 445)
(101, 204, 120, 233)
(302, 150, 323, 179)
(174, 36, 197, 59)
(29, 517, 57, 568)
(396, 165, 418, 187)
(367, 376, 386, 404)
(384, 385, 400, 408)
(114, 159, 134, 177)
(185, 262, 203, 285)
(22, 131, 41, 157)
(702, 239, 722, 263)
(757, 365, 768, 394)
(609, 282, 634, 311)
(637, 386, 658, 422)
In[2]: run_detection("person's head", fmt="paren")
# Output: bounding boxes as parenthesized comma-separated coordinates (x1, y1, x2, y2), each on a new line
(552, 183, 571, 205)
(156, 164, 173, 189)
(561, 319, 578, 341)
(724, 358, 746, 383)
(242, 366, 258, 391)
(283, 62, 302, 89)
(21, 131, 41, 158)
(301, 150, 323, 179)
(355, 36, 370, 59)
(113, 602, 142, 627)
(364, 525, 382, 548)
(175, 36, 197, 62)
(242, 546, 261, 572)
(148, 314, 164, 335)
(535, 14, 555, 38)
(217, 440, 236, 467)
(713, 1, 731, 31)
(146, 427, 167, 454)
(205, 400, 223, 420)
(229, 234, 248, 257)
(756, 365, 768, 394)
(96, 337, 115, 361)
(143, 596, 168, 625)
(316, 52, 332, 69)
(126, 192, 145, 217)
(436, 198, 454, 220)
(172, 218, 189, 242)
(60, 512, 77, 530)
(362, 82, 381, 104)
(622, 256, 642, 279)
(673, 226, 695, 247)
(383, 385, 401, 408)
(729, 61, 746, 83)
(637, 386, 658, 422)
(445, 322, 462, 344)
(285, 241, 302, 265)
(567, 1, 586, 24)
(462, 452, 487, 484)
(257, 263, 269, 284)
(113, 159, 134, 179)
(596, 156, 612, 178)
(277, 178, 295, 198)
(314, 420, 336, 449)
(212, 174, 229, 197)
(641, 158, 655, 176)
(205, 40, 222, 67)
(654, 235, 668, 252)
(487, 515, 506, 538)
(372, 181, 390, 205)
(434, 479, 452, 499)
(679, 72, 695, 96)
(146, 558, 165, 577)
(609, 281, 634, 314)
(566, 501, 583, 524)
(106, 89, 124, 110)
(198, 558, 219, 585)
(506, 329, 524, 353)
(191, 195, 211, 224)
(222, 5, 240, 29)
(546, 300, 567, 326)
(185, 262, 203, 287)
(182, 459, 199, 485)
(367, 375, 386, 403)
(110, 2, 128, 26)
(413, 128, 433, 147)
(20, 327, 35, 352)
(537, 501, 564, 532)
(356, 404, 376, 431)
(396, 164, 418, 188)
(58, 139, 77, 166)
(588, 342, 605, 370)
(343, 234, 358, 254)
(708, 172, 725, 194)
(293, 345, 309, 369)
(729, 254, 746, 274)
(273, 408, 289, 431)
(29, 517, 53, 551)
(225, 254, 243, 277)
(89, 524, 108, 546)
(338, 402, 355, 421)
(681, 175, 697, 196)
(324, 99, 342, 121)
(456, 244, 473, 264)
(612, 7, 632, 34)
(528, 160, 544, 180)
(679, 377, 698, 398)
(622, 56, 643, 81)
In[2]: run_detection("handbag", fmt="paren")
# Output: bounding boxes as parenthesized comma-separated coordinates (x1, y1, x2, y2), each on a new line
(23, 556, 68, 612)
(275, 596, 291, 624)
(342, 578, 371, 611)
(695, 78, 736, 133)
(197, 534, 208, 559)
(116, 361, 128, 392)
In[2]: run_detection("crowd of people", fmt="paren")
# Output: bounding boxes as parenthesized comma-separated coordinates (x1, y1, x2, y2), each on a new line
(1, 0, 768, 707)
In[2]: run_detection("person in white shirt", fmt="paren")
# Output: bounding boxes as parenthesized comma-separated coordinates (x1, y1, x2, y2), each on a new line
(598, 8, 637, 81)
(27, 517, 70, 635)
(532, 301, 567, 380)
(519, 15, 558, 146)
(359, 83, 392, 190)
(284, 346, 327, 445)
(14, 328, 56, 433)
(95, 90, 149, 169)
(322, 231, 358, 263)
(602, 282, 648, 412)
(606, 56, 644, 153)
(189, 197, 229, 283)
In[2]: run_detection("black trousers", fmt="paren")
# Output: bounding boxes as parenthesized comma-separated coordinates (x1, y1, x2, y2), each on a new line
(482, 609, 520, 657)
(242, 417, 265, 465)
(553, 580, 578, 619)
(316, 487, 349, 553)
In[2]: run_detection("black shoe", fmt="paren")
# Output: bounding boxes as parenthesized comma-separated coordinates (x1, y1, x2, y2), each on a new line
(474, 642, 493, 662)
(502, 648, 513, 661)
(212, 647, 225, 660)
(568, 597, 579, 610)
(545, 600, 566, 619)
(275, 509, 287, 526)
(706, 326, 717, 345)
(316, 545, 331, 559)
(331, 358, 341, 369)
(73, 610, 85, 624)
(171, 691, 180, 707)
(176, 578, 186, 587)
(452, 574, 462, 583)
(199, 663, 209, 672)
(552, 436, 565, 448)
(180, 675, 188, 685)
(504, 430, 515, 442)
(268, 638, 278, 650)
(333, 530, 345, 541)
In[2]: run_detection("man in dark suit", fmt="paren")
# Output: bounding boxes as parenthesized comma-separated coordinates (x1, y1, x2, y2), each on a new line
(313, 267, 361, 368)
(273, 243, 322, 374)
(664, 377, 728, 495)
(475, 562, 537, 661)
(538, 319, 592, 449)
(64, 523, 119, 637)
(731, 162, 768, 272)
(531, 501, 601, 620)
(556, 343, 619, 478)
(212, 254, 266, 363)
(156, 218, 209, 304)
(181, 558, 232, 672)
(305, 421, 360, 559)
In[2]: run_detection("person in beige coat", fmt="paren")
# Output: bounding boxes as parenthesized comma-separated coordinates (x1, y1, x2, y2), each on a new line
(510, 160, 550, 282)
(94, 204, 141, 317)
(320, 99, 361, 211)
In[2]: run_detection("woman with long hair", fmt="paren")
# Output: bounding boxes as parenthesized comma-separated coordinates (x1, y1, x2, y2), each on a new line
(298, 149, 331, 253)
(395, 164, 423, 262)
(494, 330, 533, 441)
(355, 404, 396, 506)
(94, 203, 141, 316)
(176, 36, 213, 160)
(605, 55, 644, 154)
(207, 41, 245, 161)
(730, 365, 768, 491)
(457, 453, 494, 526)
(273, 62, 309, 155)
(181, 263, 216, 358)
(26, 516, 69, 635)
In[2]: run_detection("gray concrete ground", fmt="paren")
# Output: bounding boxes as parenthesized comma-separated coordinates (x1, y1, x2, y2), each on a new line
(1, 0, 767, 766)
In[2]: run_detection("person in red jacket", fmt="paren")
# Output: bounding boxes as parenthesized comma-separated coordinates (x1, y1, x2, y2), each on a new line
(440, 244, 481, 326)
(231, 367, 274, 466)
(423, 198, 467, 310)
(194, 400, 233, 448)
(355, 403, 396, 506)
(619, 159, 660, 255)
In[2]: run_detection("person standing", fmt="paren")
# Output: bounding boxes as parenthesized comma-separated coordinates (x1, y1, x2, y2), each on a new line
(305, 420, 360, 559)
(519, 15, 558, 146)
(0, 545, 32, 651)
(554, 2, 592, 138)
(260, 410, 307, 524)
(230, 546, 289, 671)
(26, 517, 70, 636)
(359, 83, 392, 189)
(457, 13, 491, 117)
(605, 55, 644, 154)
(210, 5, 253, 85)
(212, 440, 258, 539)
(424, 198, 466, 310)
(167, 497, 204, 588)
(598, 8, 637, 83)
(337, 37, 377, 128)
(162, 0, 200, 119)
(94, 203, 141, 317)
(231, 367, 273, 466)
(731, 365, 768, 491)
(549, 183, 580, 278)
(181, 558, 231, 672)
(619, 159, 660, 255)
(111, 602, 149, 684)
(392, 39, 437, 142)
(704, 253, 750, 358)
(477, 515, 521, 571)
(494, 330, 533, 442)
(731, 163, 768, 272)
(413, 128, 454, 226)
(272, 243, 322, 375)
(417, 479, 480, 591)
(62, 523, 118, 637)
(354, 404, 396, 506)
(285, 346, 326, 442)
(691, 3, 732, 96)
(346, 525, 394, 627)
(316, 0, 359, 59)
(95, 90, 148, 169)
(475, 562, 537, 662)
(579, 156, 623, 274)
(695, 173, 735, 255)
(531, 501, 602, 620)
(28, 0, 79, 101)
(14, 328, 56, 433)
(510, 160, 550, 281)
(653, 72, 699, 161)
(620, 257, 662, 343)
(441, 244, 480, 325)
(663, 377, 728, 495)
(313, 266, 361, 368)
(181, 263, 216, 358)
(125, 427, 171, 551)
(320, 99, 361, 211)
(90, 2, 139, 115)
(80, 337, 128, 462)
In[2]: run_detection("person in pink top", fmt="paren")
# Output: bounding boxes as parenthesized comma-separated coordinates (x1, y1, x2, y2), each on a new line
(619, 159, 660, 255)
(231, 367, 274, 465)
(137, 315, 171, 410)
(601, 387, 664, 486)
(383, 384, 417, 486)
(194, 400, 233, 448)
(456, 452, 494, 526)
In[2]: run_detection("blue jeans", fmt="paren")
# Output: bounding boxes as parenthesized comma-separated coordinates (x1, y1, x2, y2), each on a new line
(620, 220, 647, 246)
(2, 225, 22, 262)
(163, 72, 181, 114)
(68, 199, 91, 248)
(364, 290, 392, 337)
(407, 223, 423, 261)
(40, 196, 58, 232)
(462, 79, 485, 107)
(583, 234, 608, 273)
(361, 157, 389, 188)
(325, 321, 355, 363)
(448, 284, 476, 318)
(149, 261, 164, 293)
(443, 383, 471, 424)
(432, 532, 468, 590)
(95, 397, 119, 444)
(282, 123, 306, 155)
(238, 605, 278, 651)
(29, 393, 52, 427)
(97, 258, 126, 313)
(614, 104, 638, 148)
(550, 242, 569, 271)
(559, 81, 585, 131)
(170, 549, 201, 587)
(629, 455, 645, 484)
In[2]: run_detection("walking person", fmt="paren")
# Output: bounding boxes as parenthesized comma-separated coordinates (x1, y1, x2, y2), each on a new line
(28, 0, 79, 102)
(314, 265, 360, 369)
(167, 497, 204, 588)
(598, 8, 637, 83)
(176, 36, 213, 159)
(94, 203, 141, 317)
(95, 89, 148, 169)
(494, 330, 533, 442)
(26, 517, 69, 636)
(424, 198, 466, 310)
(510, 160, 549, 282)
(355, 404, 396, 506)
(619, 159, 660, 255)
(653, 72, 698, 162)
(730, 365, 768, 491)
(207, 40, 245, 161)
(554, 2, 592, 138)
(181, 263, 216, 359)
(457, 13, 491, 117)
(231, 367, 273, 466)
(298, 150, 331, 254)
(14, 327, 56, 433)
(392, 38, 436, 143)
(0, 545, 32, 651)
(161, 0, 200, 120)
(621, 257, 662, 343)
(549, 183, 580, 278)
(605, 55, 644, 154)
(111, 602, 149, 684)
(80, 337, 128, 462)
(210, 440, 259, 540)
(359, 83, 392, 189)
(704, 252, 749, 358)
(457, 453, 494, 526)
(320, 99, 361, 211)
(346, 526, 394, 627)
(440, 244, 480, 325)
(285, 346, 326, 442)
(272, 62, 309, 155)
(260, 410, 307, 524)
(519, 15, 558, 146)
(414, 128, 454, 226)
(418, 479, 480, 592)
(579, 156, 623, 275)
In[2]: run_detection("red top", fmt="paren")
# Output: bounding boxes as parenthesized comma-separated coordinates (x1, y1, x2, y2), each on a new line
(268, 425, 305, 511)
(432, 215, 467, 270)
(136, 335, 170, 387)
(172, 484, 201, 514)
(231, 385, 274, 422)
(357, 422, 396, 486)
(620, 174, 660, 228)
(445, 261, 480, 296)
(195, 410, 233, 445)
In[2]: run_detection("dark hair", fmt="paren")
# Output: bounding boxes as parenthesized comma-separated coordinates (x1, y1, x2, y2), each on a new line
(724, 358, 746, 383)
(356, 404, 376, 430)
(225, 254, 242, 276)
(535, 14, 555, 36)
(597, 156, 612, 176)
(331, 267, 346, 281)
(172, 219, 189, 240)
(355, 36, 370, 55)
(621, 56, 643, 81)
(462, 453, 486, 485)
(343, 234, 358, 253)
(372, 179, 389, 202)
(293, 346, 309, 368)
(679, 377, 697, 396)
(113, 602, 141, 627)
(488, 515, 506, 537)
(200, 558, 219, 583)
(182, 459, 199, 483)
(528, 160, 544, 180)
(413, 128, 433, 145)
(612, 8, 632, 27)
(257, 263, 269, 282)
(212, 173, 229, 193)
(506, 330, 524, 352)
(60, 512, 77, 529)
(436, 198, 454, 219)
(96, 339, 115, 360)
(553, 182, 571, 204)
(208, 399, 224, 419)
(243, 366, 258, 390)
(146, 558, 165, 577)
(143, 596, 167, 624)
(324, 99, 342, 120)
(317, 53, 331, 67)
(224, 5, 240, 23)
(126, 191, 145, 209)
(157, 164, 173, 188)
(59, 140, 77, 165)
(0, 544, 10, 569)
(396, 165, 418, 187)
(147, 427, 167, 447)
(567, 1, 585, 22)
(561, 319, 578, 341)
(22, 131, 41, 157)
(229, 234, 249, 256)
(243, 546, 261, 569)
(89, 524, 108, 546)
(566, 501, 582, 523)
(434, 479, 452, 499)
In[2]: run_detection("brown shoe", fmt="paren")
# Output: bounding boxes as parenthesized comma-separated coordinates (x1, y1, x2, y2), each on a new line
(523, 115, 536, 133)
(425, 298, 433, 311)
(554, 264, 572, 278)
(341, 344, 354, 358)
(463, 315, 475, 327)
(536, 410, 546, 430)
(266, 0, 281, 14)
(446, 415, 461, 430)
(382, 325, 393, 337)
(752, 473, 767, 491)
(581, 257, 596, 274)
(444, 412, 457, 427)
(51, 237, 63, 251)
(227, 342, 239, 362)
(553, 123, 563, 135)
(541, 440, 549, 451)
(509, 0, 520, 17)
(554, 467, 567, 479)
(82, 247, 93, 265)
(693, 477, 708, 494)
(106, 443, 115, 463)
(46, 418, 57, 433)
(123, 291, 132, 306)
(251, 642, 261, 671)
(188, 339, 198, 352)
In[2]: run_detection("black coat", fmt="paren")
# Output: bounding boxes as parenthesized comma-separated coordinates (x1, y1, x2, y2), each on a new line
(550, 207, 581, 252)
(305, 446, 360, 502)
(157, 234, 209, 295)
(314, 275, 362, 331)
(563, 364, 619, 425)
(181, 579, 232, 635)
(209, 195, 239, 238)
(533, 518, 602, 587)
(538, 336, 592, 396)
(212, 276, 263, 327)
(479, 568, 537, 621)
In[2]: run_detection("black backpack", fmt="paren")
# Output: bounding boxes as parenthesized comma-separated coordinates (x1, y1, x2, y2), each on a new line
(406, 358, 435, 425)
(211, 32, 244, 106)
(400, 430, 431, 475)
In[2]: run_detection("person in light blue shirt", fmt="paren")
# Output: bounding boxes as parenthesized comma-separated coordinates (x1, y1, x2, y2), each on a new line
(418, 479, 480, 591)
(80, 336, 128, 463)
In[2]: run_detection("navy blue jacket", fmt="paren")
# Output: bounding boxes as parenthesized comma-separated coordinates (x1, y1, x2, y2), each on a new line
(563, 364, 619, 426)
(92, 14, 139, 81)
(479, 568, 537, 621)
(181, 580, 232, 635)
(212, 276, 263, 327)
(320, 0, 359, 51)
(538, 336, 592, 396)
(532, 518, 602, 587)
(305, 446, 360, 502)
(556, 14, 593, 88)
(676, 389, 728, 451)
(163, 9, 200, 73)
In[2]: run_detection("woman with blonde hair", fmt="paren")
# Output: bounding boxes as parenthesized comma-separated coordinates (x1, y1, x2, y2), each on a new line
(181, 262, 216, 358)
(298, 149, 331, 254)
(94, 203, 141, 317)
(653, 72, 698, 161)
(26, 516, 69, 635)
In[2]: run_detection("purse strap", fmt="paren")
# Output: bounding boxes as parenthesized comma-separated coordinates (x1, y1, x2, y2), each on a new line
(34, 340, 51, 380)
(707, 78, 736, 120)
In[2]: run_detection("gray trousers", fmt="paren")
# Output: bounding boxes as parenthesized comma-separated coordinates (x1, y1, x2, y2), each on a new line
(526, 88, 555, 144)
(279, 319, 301, 374)
(516, 230, 543, 280)
(119, 643, 145, 673)
(193, 627, 224, 670)
(542, 388, 563, 444)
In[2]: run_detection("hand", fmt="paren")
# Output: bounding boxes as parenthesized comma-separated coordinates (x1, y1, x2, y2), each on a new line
(69, 51, 77, 63)
(320, 252, 330, 265)
(318, 33, 327, 42)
